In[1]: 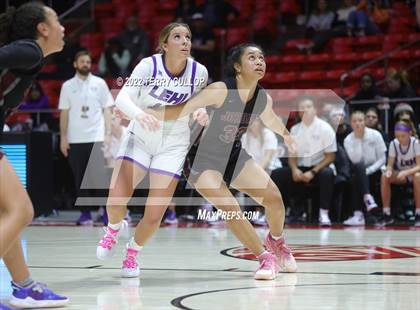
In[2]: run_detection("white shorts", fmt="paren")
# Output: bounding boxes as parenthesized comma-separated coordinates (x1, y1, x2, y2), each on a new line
(116, 124, 190, 179)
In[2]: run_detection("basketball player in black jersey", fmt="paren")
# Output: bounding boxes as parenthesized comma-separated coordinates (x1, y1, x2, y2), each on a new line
(146, 43, 297, 280)
(0, 2, 68, 308)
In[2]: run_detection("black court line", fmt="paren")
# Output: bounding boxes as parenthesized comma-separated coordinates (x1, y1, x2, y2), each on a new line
(26, 265, 420, 277)
(170, 282, 420, 310)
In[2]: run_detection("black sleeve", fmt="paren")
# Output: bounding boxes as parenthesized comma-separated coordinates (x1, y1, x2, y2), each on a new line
(0, 40, 43, 71)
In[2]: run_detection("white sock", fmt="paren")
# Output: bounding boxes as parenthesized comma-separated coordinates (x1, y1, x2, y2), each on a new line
(320, 208, 329, 216)
(108, 221, 122, 231)
(383, 207, 391, 216)
(354, 210, 364, 218)
(364, 194, 377, 211)
(128, 237, 143, 251)
(270, 232, 283, 240)
(416, 209, 420, 216)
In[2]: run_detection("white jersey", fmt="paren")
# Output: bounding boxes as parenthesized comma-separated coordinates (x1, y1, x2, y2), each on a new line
(120, 53, 208, 136)
(389, 137, 420, 171)
(115, 54, 208, 177)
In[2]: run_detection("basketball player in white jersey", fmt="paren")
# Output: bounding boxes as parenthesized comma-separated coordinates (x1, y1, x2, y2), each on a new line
(381, 119, 420, 226)
(96, 23, 208, 277)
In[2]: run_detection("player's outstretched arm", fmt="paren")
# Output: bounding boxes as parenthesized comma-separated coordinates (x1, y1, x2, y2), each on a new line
(146, 82, 227, 120)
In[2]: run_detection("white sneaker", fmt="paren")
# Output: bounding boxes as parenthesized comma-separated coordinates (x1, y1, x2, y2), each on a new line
(344, 213, 365, 226)
(121, 246, 140, 278)
(97, 221, 128, 260)
(319, 210, 331, 226)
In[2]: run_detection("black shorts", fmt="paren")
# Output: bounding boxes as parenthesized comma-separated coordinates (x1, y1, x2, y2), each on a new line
(188, 150, 252, 187)
(0, 149, 4, 160)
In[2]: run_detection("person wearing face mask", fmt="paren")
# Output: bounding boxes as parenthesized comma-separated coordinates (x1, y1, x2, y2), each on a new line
(343, 111, 387, 226)
(0, 2, 68, 308)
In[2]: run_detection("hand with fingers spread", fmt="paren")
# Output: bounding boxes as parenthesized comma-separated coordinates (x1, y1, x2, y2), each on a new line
(192, 108, 209, 126)
(135, 110, 161, 131)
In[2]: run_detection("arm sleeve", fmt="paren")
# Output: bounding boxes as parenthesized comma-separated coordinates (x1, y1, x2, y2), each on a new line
(366, 132, 387, 174)
(0, 41, 42, 70)
(58, 83, 70, 110)
(344, 135, 363, 163)
(114, 58, 152, 119)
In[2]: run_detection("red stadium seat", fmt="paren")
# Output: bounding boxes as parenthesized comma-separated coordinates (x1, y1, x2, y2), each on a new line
(94, 3, 115, 19)
(361, 51, 382, 61)
(264, 55, 282, 71)
(80, 33, 104, 49)
(305, 53, 329, 71)
(325, 70, 346, 80)
(280, 55, 306, 71)
(98, 18, 125, 33)
(225, 27, 249, 49)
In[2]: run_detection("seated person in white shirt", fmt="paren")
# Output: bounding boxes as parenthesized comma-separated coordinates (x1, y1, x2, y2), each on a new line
(277, 97, 337, 226)
(241, 118, 282, 225)
(381, 120, 420, 227)
(343, 111, 387, 226)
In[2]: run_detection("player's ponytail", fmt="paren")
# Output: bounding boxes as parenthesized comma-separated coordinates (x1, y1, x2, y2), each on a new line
(0, 2, 46, 46)
(225, 43, 264, 78)
(0, 6, 16, 45)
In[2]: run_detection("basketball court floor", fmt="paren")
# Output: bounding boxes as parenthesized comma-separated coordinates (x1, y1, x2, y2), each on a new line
(1, 224, 419, 309)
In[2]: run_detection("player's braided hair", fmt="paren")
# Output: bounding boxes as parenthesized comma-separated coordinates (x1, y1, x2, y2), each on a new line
(0, 2, 46, 46)
(225, 43, 264, 78)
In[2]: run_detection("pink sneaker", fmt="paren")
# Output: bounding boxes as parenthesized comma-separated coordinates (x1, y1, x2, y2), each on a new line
(254, 251, 279, 280)
(121, 247, 140, 278)
(97, 227, 120, 260)
(264, 233, 297, 273)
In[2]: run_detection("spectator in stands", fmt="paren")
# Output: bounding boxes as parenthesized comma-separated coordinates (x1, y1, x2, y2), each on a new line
(18, 82, 50, 130)
(241, 118, 282, 225)
(59, 51, 114, 226)
(99, 37, 131, 78)
(335, 0, 357, 28)
(277, 96, 337, 226)
(365, 107, 388, 143)
(350, 73, 382, 112)
(329, 107, 352, 146)
(197, 0, 239, 28)
(297, 0, 336, 54)
(382, 68, 417, 100)
(118, 16, 150, 71)
(343, 110, 387, 226)
(190, 13, 216, 80)
(347, 0, 388, 36)
(381, 119, 420, 227)
(175, 0, 198, 23)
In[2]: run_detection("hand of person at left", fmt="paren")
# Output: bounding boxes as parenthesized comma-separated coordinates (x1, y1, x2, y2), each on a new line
(193, 108, 209, 126)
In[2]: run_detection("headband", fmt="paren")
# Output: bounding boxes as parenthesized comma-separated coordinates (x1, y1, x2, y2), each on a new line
(394, 123, 411, 133)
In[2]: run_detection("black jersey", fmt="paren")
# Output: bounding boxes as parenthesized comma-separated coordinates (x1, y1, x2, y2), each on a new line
(0, 39, 44, 136)
(189, 77, 268, 185)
